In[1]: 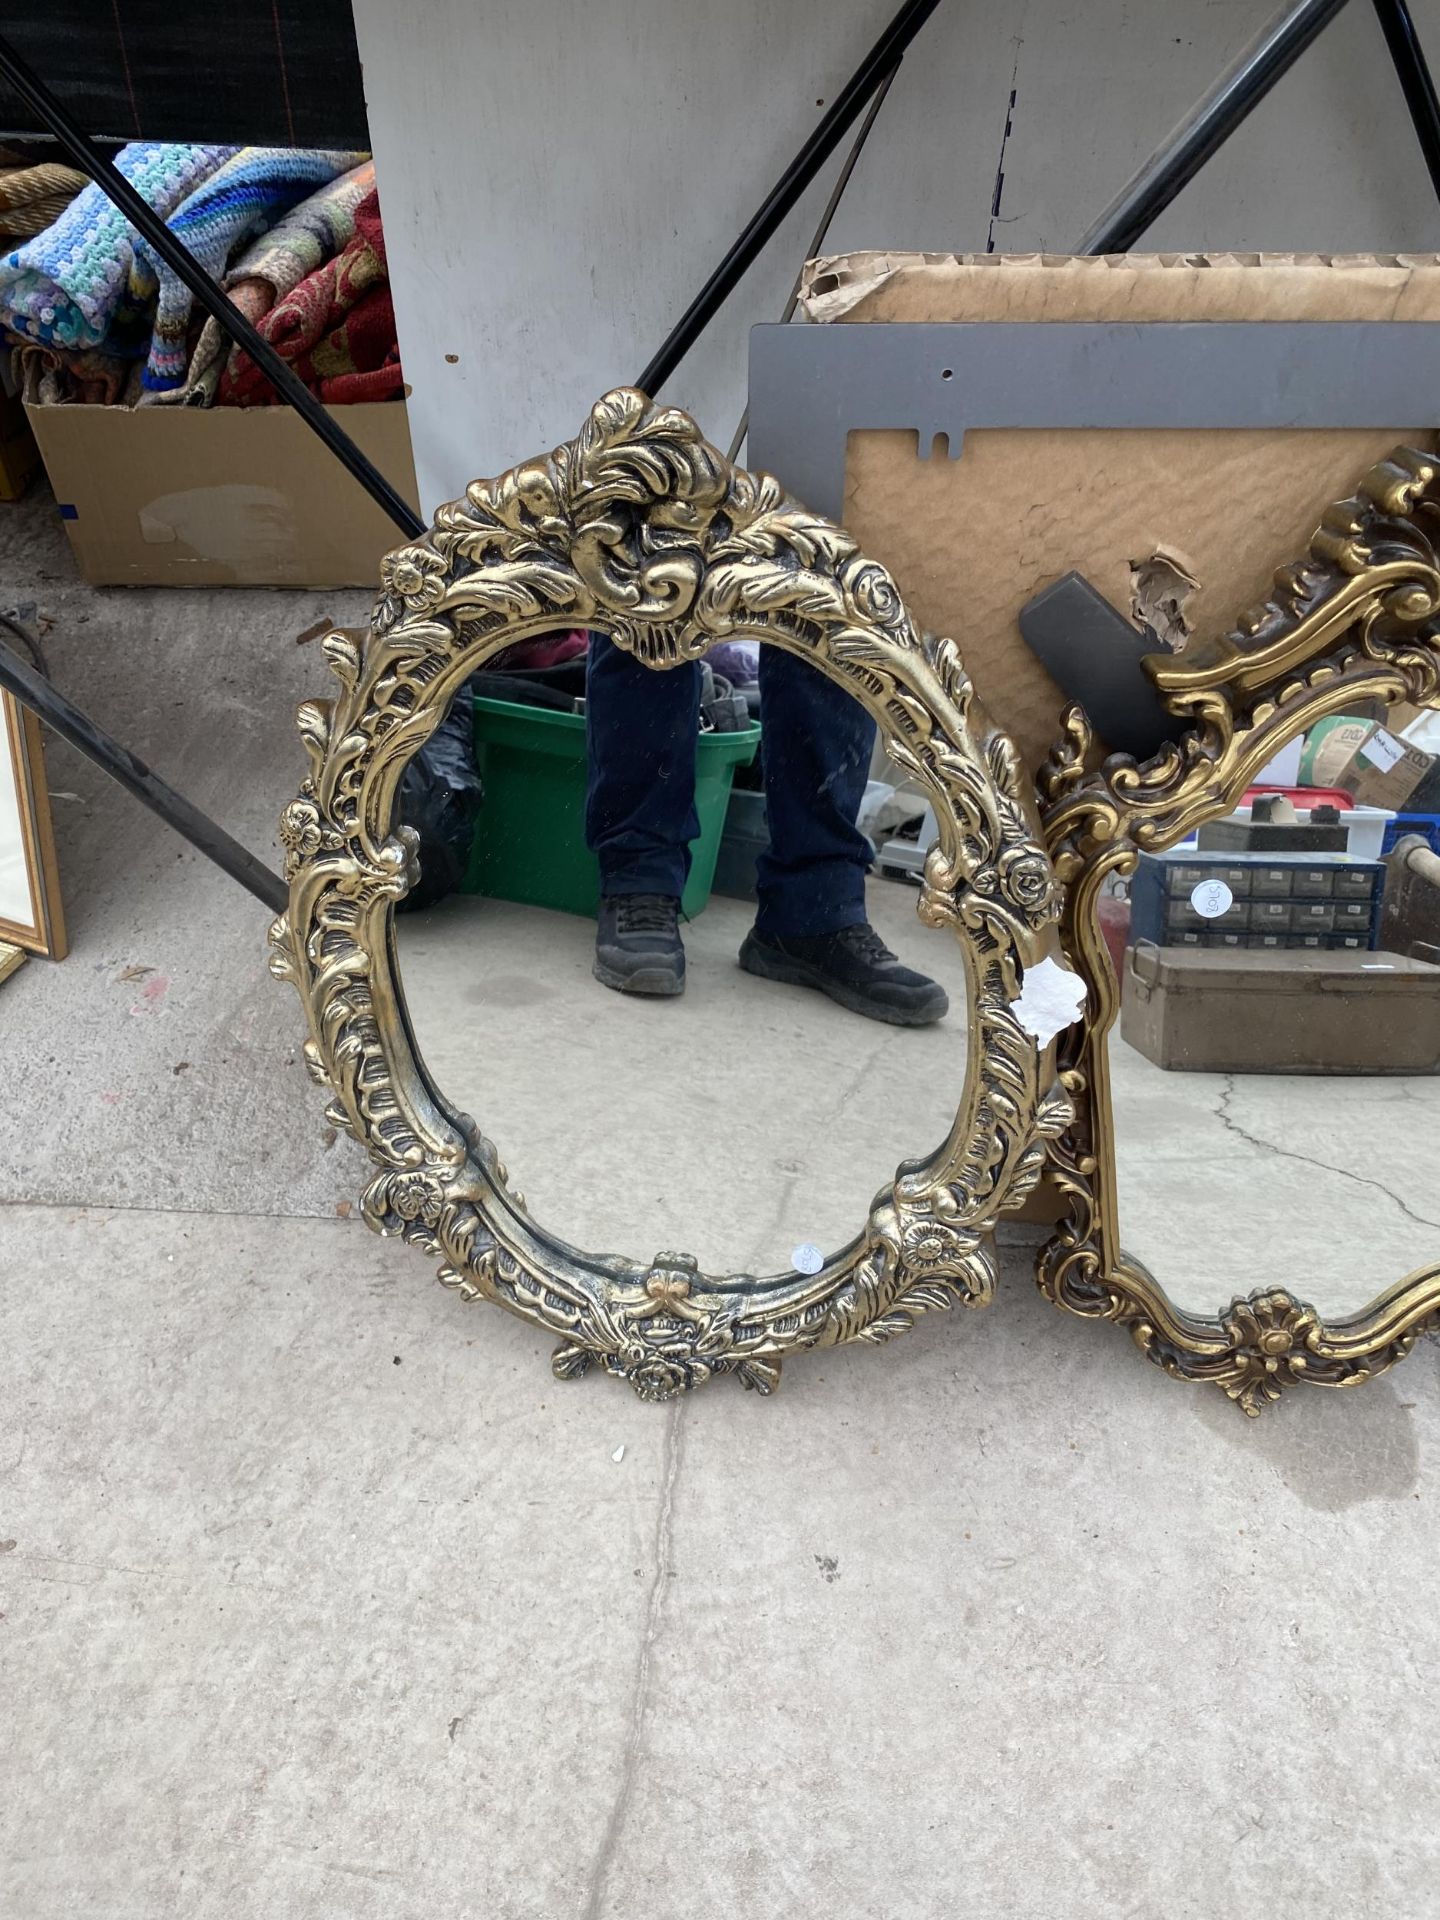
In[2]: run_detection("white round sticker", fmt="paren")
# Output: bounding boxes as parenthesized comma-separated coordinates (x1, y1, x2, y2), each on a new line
(791, 1243, 825, 1275)
(1190, 879, 1234, 920)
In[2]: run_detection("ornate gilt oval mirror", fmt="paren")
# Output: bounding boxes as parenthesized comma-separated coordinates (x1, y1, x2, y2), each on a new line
(270, 391, 1072, 1400)
(1038, 447, 1440, 1413)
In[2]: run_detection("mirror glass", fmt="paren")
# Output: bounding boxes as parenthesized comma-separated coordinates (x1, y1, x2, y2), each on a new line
(0, 694, 35, 931)
(1107, 751, 1440, 1320)
(394, 634, 969, 1276)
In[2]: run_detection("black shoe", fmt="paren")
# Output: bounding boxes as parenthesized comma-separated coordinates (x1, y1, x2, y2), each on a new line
(738, 922, 948, 1027)
(594, 894, 685, 997)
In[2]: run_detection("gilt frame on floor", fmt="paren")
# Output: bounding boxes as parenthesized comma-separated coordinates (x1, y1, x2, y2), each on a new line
(1036, 446, 1440, 1414)
(270, 390, 1070, 1400)
(1, 688, 66, 960)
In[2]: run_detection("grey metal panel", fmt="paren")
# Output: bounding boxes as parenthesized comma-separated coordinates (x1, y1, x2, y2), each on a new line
(746, 322, 1440, 520)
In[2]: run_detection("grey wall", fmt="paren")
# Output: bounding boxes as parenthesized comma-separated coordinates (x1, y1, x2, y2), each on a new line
(351, 0, 1440, 512)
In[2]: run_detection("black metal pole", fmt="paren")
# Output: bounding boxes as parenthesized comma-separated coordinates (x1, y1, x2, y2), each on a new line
(1373, 0, 1440, 204)
(0, 639, 288, 915)
(1076, 0, 1353, 253)
(727, 53, 903, 462)
(0, 31, 423, 541)
(636, 0, 944, 396)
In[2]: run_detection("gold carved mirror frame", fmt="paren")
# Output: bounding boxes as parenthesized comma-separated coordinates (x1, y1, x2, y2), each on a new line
(270, 390, 1070, 1400)
(1036, 446, 1440, 1414)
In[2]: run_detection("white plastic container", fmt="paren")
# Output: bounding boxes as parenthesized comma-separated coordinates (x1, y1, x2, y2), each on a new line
(1218, 803, 1394, 861)
(1340, 805, 1396, 861)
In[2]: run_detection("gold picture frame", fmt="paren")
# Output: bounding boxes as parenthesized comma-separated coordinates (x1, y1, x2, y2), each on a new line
(270, 389, 1071, 1400)
(1, 687, 66, 960)
(1036, 446, 1440, 1414)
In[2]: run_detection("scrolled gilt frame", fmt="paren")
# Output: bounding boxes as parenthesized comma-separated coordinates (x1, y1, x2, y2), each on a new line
(1036, 446, 1440, 1415)
(270, 390, 1069, 1401)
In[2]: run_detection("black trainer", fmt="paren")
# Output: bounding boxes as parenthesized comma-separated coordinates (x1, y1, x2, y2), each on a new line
(738, 922, 948, 1027)
(594, 894, 685, 997)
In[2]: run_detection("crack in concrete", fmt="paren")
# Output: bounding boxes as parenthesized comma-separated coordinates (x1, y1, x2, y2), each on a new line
(578, 1400, 684, 1920)
(739, 1027, 896, 1270)
(744, 1169, 800, 1272)
(1392, 1081, 1436, 1109)
(1214, 1075, 1440, 1231)
(829, 1027, 900, 1119)
(0, 1194, 364, 1226)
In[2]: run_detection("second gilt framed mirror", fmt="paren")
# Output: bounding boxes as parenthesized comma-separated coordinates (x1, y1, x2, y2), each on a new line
(1, 685, 66, 962)
(1037, 447, 1440, 1413)
(271, 391, 1076, 1400)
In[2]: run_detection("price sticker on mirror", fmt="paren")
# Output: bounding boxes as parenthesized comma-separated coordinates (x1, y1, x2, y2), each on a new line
(791, 1243, 825, 1275)
(1190, 878, 1234, 920)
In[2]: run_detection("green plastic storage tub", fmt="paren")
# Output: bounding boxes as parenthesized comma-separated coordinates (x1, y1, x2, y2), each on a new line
(462, 694, 761, 918)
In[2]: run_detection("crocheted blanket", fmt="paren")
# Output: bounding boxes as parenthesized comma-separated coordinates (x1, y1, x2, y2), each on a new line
(0, 143, 234, 352)
(228, 160, 376, 307)
(220, 188, 393, 406)
(133, 146, 367, 392)
(143, 159, 375, 408)
(0, 163, 88, 241)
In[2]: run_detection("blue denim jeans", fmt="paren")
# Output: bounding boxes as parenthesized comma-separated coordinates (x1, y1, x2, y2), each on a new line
(584, 634, 876, 936)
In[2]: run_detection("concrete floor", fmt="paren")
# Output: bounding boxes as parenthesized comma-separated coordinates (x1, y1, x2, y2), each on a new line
(4, 482, 1440, 1918)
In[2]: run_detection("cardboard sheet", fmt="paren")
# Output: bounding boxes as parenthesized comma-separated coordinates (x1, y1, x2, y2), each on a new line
(25, 399, 419, 589)
(797, 253, 1440, 769)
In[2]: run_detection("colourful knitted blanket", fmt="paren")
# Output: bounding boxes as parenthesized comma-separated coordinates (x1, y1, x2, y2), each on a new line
(133, 146, 367, 392)
(227, 160, 376, 309)
(0, 163, 88, 241)
(143, 159, 375, 407)
(0, 143, 234, 352)
(220, 188, 391, 405)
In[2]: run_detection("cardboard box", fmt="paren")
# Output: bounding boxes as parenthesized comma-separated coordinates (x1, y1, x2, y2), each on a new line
(1301, 714, 1380, 787)
(25, 398, 419, 588)
(1336, 720, 1438, 810)
(798, 252, 1440, 769)
(0, 360, 40, 502)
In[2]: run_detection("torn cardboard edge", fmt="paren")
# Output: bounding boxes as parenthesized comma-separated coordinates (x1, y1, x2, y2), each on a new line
(799, 250, 1440, 326)
(1129, 546, 1200, 651)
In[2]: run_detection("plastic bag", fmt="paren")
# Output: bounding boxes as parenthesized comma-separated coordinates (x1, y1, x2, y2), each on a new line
(394, 691, 484, 912)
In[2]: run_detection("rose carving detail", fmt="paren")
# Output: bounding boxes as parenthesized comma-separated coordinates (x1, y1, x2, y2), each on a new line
(998, 844, 1057, 920)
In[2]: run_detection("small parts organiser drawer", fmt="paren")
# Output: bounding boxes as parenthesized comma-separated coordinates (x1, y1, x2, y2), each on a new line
(1165, 895, 1247, 934)
(1250, 900, 1293, 933)
(1130, 850, 1383, 952)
